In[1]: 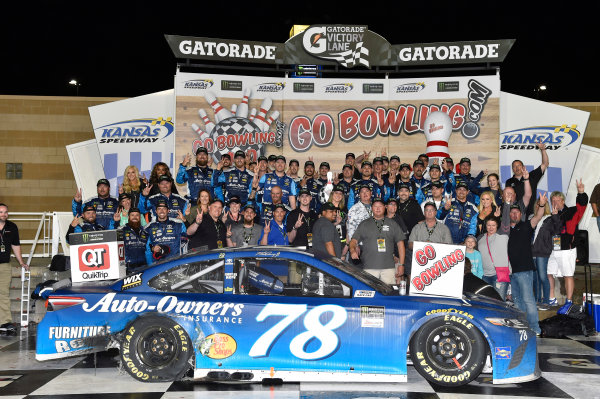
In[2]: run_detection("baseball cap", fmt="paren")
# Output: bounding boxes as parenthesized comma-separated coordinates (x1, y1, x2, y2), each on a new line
(358, 183, 372, 192)
(460, 157, 471, 165)
(456, 181, 469, 190)
(298, 188, 312, 197)
(157, 175, 172, 183)
(82, 204, 96, 213)
(423, 201, 437, 211)
(418, 153, 429, 160)
(221, 153, 231, 160)
(390, 155, 400, 162)
(413, 159, 425, 167)
(320, 161, 330, 169)
(444, 157, 454, 164)
(129, 207, 141, 214)
(243, 203, 257, 212)
(268, 155, 277, 162)
(397, 182, 411, 191)
(381, 155, 389, 162)
(386, 197, 399, 205)
(372, 197, 385, 205)
(373, 157, 383, 164)
(429, 164, 441, 171)
(510, 204, 522, 211)
(361, 160, 372, 167)
(276, 155, 286, 162)
(289, 159, 299, 166)
(155, 200, 169, 209)
(342, 163, 353, 170)
(431, 180, 444, 189)
(195, 146, 208, 155)
(345, 152, 356, 159)
(399, 163, 411, 170)
(273, 203, 287, 211)
(321, 202, 339, 212)
(228, 196, 242, 205)
(234, 150, 246, 158)
(258, 155, 268, 162)
(332, 184, 345, 193)
(304, 160, 315, 167)
(118, 193, 132, 202)
(97, 178, 110, 187)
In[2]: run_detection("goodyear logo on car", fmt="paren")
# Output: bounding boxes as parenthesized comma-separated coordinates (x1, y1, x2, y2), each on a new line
(495, 346, 511, 359)
(97, 118, 174, 144)
(500, 125, 580, 151)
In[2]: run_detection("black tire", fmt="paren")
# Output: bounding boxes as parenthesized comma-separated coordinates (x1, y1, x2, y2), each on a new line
(120, 316, 192, 382)
(410, 316, 486, 386)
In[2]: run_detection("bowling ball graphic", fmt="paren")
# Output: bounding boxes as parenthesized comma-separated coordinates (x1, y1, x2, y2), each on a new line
(210, 116, 263, 163)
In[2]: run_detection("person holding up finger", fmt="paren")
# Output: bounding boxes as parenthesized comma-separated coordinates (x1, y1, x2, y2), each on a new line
(186, 200, 227, 251)
(286, 189, 318, 247)
(71, 179, 119, 230)
(176, 147, 216, 204)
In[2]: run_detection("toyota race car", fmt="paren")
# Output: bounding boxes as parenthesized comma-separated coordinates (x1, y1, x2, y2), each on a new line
(36, 247, 540, 386)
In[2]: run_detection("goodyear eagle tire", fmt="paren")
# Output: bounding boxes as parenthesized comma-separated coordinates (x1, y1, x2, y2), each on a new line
(410, 316, 486, 386)
(120, 316, 191, 382)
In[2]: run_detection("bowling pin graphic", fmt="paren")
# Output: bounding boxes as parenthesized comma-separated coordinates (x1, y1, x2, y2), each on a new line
(254, 97, 273, 132)
(237, 87, 251, 118)
(249, 108, 257, 121)
(231, 104, 237, 116)
(191, 123, 210, 140)
(265, 110, 280, 130)
(198, 109, 216, 134)
(204, 91, 233, 123)
(423, 111, 453, 164)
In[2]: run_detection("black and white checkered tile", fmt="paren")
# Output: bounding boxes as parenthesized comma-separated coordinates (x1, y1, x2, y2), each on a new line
(1, 331, 599, 399)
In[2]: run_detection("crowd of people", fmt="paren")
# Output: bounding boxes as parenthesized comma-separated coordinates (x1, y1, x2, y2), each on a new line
(63, 142, 597, 335)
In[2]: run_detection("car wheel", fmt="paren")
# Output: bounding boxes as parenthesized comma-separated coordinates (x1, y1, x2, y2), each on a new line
(120, 316, 192, 382)
(410, 316, 486, 386)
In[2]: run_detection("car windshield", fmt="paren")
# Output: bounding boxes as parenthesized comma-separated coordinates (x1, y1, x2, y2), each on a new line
(320, 257, 395, 295)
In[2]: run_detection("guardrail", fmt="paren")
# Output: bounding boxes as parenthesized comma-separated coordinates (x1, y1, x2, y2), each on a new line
(9, 212, 53, 259)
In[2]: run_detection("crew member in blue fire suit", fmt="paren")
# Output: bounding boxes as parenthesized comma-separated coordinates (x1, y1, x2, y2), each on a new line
(437, 181, 478, 244)
(144, 201, 186, 264)
(71, 179, 119, 230)
(119, 208, 148, 272)
(176, 146, 216, 203)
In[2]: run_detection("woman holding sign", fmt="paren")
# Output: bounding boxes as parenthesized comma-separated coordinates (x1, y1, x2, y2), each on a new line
(478, 216, 509, 300)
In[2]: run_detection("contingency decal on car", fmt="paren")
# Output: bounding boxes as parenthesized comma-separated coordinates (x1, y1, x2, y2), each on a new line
(354, 290, 375, 298)
(121, 273, 143, 290)
(49, 325, 112, 353)
(198, 333, 237, 359)
(495, 347, 512, 359)
(360, 305, 385, 328)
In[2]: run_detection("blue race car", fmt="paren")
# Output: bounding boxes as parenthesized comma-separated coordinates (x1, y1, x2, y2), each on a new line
(36, 247, 540, 386)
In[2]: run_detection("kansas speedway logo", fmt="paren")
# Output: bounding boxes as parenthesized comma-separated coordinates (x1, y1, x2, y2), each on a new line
(183, 79, 214, 90)
(96, 118, 174, 144)
(500, 125, 581, 151)
(256, 82, 285, 92)
(395, 82, 425, 93)
(324, 83, 353, 94)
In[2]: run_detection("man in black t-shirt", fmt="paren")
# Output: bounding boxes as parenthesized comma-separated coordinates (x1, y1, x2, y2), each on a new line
(505, 142, 549, 217)
(187, 200, 227, 251)
(507, 194, 547, 336)
(0, 203, 28, 325)
(286, 189, 318, 247)
(312, 203, 343, 258)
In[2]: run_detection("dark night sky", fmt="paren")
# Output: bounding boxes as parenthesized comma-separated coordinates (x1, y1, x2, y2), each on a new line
(1, 2, 595, 102)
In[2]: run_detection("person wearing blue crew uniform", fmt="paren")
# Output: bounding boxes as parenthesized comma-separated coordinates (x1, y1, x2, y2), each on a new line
(437, 181, 479, 244)
(175, 146, 215, 203)
(347, 161, 387, 209)
(393, 163, 418, 200)
(256, 185, 290, 226)
(301, 160, 324, 213)
(372, 157, 394, 202)
(409, 159, 431, 193)
(416, 164, 453, 203)
(259, 203, 290, 246)
(71, 179, 119, 230)
(138, 175, 188, 221)
(144, 200, 186, 264)
(215, 150, 254, 205)
(118, 207, 148, 272)
(455, 157, 485, 205)
(65, 205, 109, 244)
(336, 164, 357, 203)
(253, 155, 297, 209)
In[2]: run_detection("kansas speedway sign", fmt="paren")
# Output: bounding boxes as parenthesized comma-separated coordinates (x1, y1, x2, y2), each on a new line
(166, 27, 514, 68)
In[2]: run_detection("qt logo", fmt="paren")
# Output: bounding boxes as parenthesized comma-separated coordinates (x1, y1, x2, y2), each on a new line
(78, 244, 110, 271)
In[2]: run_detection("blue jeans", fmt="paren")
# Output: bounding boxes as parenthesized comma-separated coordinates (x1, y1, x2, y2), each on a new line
(510, 270, 541, 334)
(482, 275, 508, 301)
(534, 257, 551, 304)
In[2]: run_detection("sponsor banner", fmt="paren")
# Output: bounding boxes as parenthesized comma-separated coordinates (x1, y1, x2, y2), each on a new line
(88, 90, 175, 197)
(70, 239, 123, 283)
(176, 73, 500, 179)
(167, 28, 513, 68)
(499, 92, 589, 194)
(409, 242, 465, 298)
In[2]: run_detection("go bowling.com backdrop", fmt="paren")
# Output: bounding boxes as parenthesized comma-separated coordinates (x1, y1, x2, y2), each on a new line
(175, 72, 500, 197)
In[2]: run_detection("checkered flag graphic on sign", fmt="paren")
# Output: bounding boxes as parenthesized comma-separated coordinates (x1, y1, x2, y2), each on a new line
(330, 42, 370, 68)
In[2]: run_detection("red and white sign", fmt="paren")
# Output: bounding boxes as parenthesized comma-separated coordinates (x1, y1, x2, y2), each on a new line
(70, 242, 123, 282)
(409, 242, 465, 298)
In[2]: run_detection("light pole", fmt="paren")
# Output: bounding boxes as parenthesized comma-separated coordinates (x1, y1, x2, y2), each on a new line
(69, 79, 81, 96)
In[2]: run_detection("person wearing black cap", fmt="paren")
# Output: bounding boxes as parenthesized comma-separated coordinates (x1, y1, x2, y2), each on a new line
(228, 203, 263, 247)
(455, 157, 486, 199)
(350, 197, 406, 284)
(395, 163, 417, 199)
(287, 159, 301, 184)
(215, 150, 254, 205)
(186, 199, 227, 251)
(119, 207, 148, 272)
(222, 196, 243, 229)
(301, 160, 325, 213)
(312, 202, 343, 258)
(347, 160, 385, 209)
(252, 155, 297, 209)
(139, 175, 188, 222)
(505, 142, 549, 217)
(336, 164, 357, 203)
(419, 180, 445, 220)
(176, 147, 216, 204)
(66, 204, 107, 244)
(437, 181, 478, 244)
(286, 189, 318, 247)
(144, 200, 187, 263)
(410, 159, 430, 192)
(71, 179, 119, 230)
(267, 154, 277, 172)
(343, 152, 364, 180)
(260, 204, 290, 246)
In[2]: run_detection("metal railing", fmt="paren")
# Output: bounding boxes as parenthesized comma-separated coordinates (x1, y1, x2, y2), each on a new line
(9, 212, 53, 258)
